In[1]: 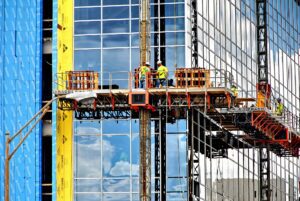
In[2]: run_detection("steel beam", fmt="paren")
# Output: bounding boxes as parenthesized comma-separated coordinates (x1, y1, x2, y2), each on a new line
(256, 2, 271, 200)
(154, 0, 166, 70)
(256, 0, 268, 83)
(154, 109, 166, 201)
(190, 0, 198, 68)
(259, 145, 271, 201)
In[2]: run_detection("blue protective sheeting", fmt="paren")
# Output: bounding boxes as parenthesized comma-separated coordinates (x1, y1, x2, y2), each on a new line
(0, 0, 43, 201)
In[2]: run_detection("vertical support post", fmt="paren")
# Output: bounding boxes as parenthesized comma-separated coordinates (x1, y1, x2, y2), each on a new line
(4, 131, 10, 201)
(259, 145, 271, 201)
(190, 0, 198, 68)
(256, 1, 271, 200)
(139, 0, 151, 200)
(154, 0, 166, 70)
(188, 109, 193, 201)
(154, 109, 166, 201)
(140, 0, 151, 64)
(140, 109, 152, 201)
(188, 109, 201, 201)
(256, 0, 268, 83)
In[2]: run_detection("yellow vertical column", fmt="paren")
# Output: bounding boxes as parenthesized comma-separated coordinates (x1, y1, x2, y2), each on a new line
(57, 0, 73, 200)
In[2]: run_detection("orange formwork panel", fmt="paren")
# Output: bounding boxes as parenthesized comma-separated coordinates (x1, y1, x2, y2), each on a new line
(66, 71, 99, 90)
(175, 68, 210, 88)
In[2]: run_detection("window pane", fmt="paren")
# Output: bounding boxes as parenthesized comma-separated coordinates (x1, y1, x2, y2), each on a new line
(75, 179, 101, 192)
(103, 35, 129, 48)
(165, 18, 185, 31)
(102, 135, 130, 177)
(75, 0, 100, 6)
(103, 194, 130, 201)
(74, 136, 101, 177)
(74, 121, 101, 135)
(103, 0, 129, 5)
(131, 6, 139, 18)
(103, 179, 130, 192)
(131, 20, 139, 32)
(131, 48, 139, 68)
(166, 134, 186, 176)
(75, 21, 101, 34)
(103, 6, 129, 19)
(75, 7, 101, 20)
(102, 49, 130, 72)
(165, 32, 185, 45)
(74, 193, 101, 201)
(165, 4, 185, 17)
(103, 20, 129, 33)
(74, 50, 101, 71)
(166, 46, 185, 71)
(103, 120, 130, 134)
(131, 34, 139, 47)
(75, 35, 101, 49)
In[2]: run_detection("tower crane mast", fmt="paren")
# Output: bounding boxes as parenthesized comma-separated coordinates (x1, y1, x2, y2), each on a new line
(139, 0, 151, 201)
(256, 0, 271, 200)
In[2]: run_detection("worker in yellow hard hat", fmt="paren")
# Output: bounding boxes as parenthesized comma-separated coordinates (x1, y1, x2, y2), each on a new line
(156, 60, 168, 88)
(139, 62, 151, 88)
(275, 98, 284, 116)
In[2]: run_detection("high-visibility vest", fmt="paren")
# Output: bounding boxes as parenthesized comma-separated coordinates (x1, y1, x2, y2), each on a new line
(276, 103, 284, 116)
(140, 66, 149, 77)
(231, 86, 238, 97)
(157, 65, 168, 79)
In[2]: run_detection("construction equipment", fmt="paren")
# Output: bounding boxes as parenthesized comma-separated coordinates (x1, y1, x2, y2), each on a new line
(139, 0, 152, 200)
(53, 0, 300, 200)
(256, 1, 271, 200)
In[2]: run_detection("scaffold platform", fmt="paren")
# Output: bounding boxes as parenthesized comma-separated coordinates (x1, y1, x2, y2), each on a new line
(54, 70, 300, 157)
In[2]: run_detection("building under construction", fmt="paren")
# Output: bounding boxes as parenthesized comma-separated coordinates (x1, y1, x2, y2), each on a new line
(0, 0, 300, 201)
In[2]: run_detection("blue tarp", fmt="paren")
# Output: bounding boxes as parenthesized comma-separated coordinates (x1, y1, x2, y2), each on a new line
(0, 0, 42, 200)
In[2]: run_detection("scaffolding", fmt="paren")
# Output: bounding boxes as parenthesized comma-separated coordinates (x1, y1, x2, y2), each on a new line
(55, 68, 300, 200)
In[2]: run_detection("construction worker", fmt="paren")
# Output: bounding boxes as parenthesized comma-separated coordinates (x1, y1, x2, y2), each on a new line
(276, 98, 284, 116)
(231, 84, 238, 97)
(139, 62, 151, 88)
(156, 60, 168, 88)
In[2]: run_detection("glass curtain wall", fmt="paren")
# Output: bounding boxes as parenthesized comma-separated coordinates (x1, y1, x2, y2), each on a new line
(73, 0, 186, 200)
(186, 0, 300, 114)
(186, 0, 258, 98)
(267, 0, 300, 115)
(74, 0, 185, 74)
(185, 0, 300, 200)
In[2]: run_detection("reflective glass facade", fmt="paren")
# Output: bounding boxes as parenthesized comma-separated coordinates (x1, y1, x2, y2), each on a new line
(186, 0, 300, 200)
(72, 0, 300, 201)
(74, 0, 185, 73)
(185, 0, 300, 115)
(73, 0, 186, 200)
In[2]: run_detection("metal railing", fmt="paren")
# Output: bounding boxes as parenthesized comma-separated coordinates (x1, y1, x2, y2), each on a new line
(270, 98, 300, 134)
(55, 70, 300, 134)
(56, 71, 99, 90)
(132, 68, 233, 89)
(231, 87, 300, 134)
(55, 69, 233, 91)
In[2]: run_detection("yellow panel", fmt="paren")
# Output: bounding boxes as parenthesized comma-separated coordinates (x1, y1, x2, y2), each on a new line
(56, 0, 73, 200)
